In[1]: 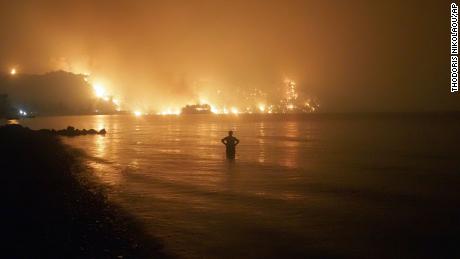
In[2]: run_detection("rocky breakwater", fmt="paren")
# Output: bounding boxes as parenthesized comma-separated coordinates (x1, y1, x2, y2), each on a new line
(38, 126, 107, 136)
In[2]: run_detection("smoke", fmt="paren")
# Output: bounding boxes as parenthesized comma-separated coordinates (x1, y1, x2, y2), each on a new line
(0, 0, 458, 112)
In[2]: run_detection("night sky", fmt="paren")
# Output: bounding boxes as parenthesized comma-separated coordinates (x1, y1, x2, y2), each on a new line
(0, 0, 457, 112)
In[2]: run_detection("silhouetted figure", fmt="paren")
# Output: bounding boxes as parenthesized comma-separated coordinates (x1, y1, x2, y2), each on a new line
(221, 131, 239, 159)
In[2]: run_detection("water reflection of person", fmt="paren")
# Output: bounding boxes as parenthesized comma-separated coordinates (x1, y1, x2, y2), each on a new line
(221, 131, 240, 159)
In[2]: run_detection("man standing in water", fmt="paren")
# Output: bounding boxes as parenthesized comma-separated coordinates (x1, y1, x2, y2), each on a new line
(221, 131, 240, 159)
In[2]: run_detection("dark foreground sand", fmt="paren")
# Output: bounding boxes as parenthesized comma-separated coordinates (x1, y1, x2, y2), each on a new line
(1, 124, 168, 258)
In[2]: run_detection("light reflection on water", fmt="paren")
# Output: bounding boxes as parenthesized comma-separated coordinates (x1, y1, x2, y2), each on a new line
(257, 122, 266, 164)
(19, 114, 460, 258)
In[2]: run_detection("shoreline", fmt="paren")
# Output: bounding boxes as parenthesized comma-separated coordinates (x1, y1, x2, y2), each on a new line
(1, 124, 168, 258)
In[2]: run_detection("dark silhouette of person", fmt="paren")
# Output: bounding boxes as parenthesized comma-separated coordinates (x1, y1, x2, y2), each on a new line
(221, 130, 239, 159)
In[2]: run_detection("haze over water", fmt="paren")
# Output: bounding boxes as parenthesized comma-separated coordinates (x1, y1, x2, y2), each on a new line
(21, 114, 460, 258)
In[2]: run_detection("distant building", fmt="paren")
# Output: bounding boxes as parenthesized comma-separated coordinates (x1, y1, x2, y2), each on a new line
(181, 104, 212, 114)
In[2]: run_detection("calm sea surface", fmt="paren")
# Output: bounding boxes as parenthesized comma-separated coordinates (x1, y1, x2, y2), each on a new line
(18, 114, 460, 258)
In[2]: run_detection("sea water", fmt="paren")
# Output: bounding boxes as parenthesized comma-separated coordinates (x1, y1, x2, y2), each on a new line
(20, 114, 460, 258)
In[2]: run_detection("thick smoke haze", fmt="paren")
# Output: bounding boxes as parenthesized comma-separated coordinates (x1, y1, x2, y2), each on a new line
(0, 0, 457, 112)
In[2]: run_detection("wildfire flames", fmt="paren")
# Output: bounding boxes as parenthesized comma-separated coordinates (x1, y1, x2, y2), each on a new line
(84, 76, 319, 116)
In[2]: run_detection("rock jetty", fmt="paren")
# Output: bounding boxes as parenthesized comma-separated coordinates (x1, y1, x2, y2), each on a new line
(38, 126, 107, 136)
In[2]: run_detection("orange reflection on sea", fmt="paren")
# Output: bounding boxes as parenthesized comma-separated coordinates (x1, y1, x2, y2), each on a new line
(257, 122, 266, 164)
(280, 121, 299, 168)
(7, 119, 19, 125)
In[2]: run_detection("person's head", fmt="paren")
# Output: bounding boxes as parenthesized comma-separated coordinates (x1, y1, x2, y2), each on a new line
(228, 130, 233, 136)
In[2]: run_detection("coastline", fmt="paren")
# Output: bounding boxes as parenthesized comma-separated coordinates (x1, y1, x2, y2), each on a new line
(1, 124, 168, 258)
